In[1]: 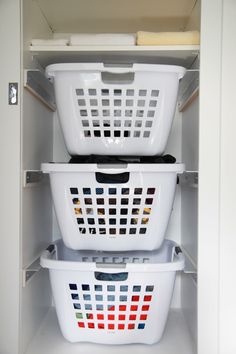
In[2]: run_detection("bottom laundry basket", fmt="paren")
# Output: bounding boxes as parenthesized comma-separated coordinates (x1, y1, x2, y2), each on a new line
(40, 239, 185, 345)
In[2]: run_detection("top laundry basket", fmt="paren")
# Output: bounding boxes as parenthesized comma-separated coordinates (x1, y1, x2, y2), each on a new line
(46, 63, 186, 156)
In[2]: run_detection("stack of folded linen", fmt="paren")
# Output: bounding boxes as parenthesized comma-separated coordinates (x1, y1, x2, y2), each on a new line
(136, 30, 200, 45)
(69, 33, 136, 46)
(31, 38, 69, 46)
(31, 30, 200, 47)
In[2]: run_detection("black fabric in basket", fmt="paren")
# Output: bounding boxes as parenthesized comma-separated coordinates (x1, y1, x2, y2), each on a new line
(95, 272, 128, 281)
(69, 155, 176, 164)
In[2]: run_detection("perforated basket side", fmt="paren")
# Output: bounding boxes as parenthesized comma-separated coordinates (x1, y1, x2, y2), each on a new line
(47, 170, 178, 250)
(46, 64, 185, 155)
(48, 264, 177, 343)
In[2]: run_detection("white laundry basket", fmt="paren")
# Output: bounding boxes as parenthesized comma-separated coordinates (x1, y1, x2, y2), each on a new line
(41, 162, 184, 251)
(46, 63, 186, 156)
(40, 239, 185, 344)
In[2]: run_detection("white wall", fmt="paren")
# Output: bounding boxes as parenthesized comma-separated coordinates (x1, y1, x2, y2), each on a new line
(181, 97, 198, 346)
(20, 1, 54, 353)
(198, 0, 223, 353)
(34, 0, 197, 33)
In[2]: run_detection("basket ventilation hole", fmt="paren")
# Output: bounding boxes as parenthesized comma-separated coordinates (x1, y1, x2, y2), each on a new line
(70, 282, 154, 330)
(70, 186, 156, 236)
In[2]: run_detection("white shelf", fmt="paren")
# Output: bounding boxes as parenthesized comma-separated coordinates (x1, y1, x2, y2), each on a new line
(25, 308, 195, 354)
(29, 45, 199, 68)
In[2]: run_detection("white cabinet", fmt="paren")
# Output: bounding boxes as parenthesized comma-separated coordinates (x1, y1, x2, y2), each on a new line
(0, 0, 236, 353)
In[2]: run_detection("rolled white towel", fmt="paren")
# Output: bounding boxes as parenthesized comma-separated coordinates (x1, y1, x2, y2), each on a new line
(70, 33, 136, 46)
(31, 38, 69, 46)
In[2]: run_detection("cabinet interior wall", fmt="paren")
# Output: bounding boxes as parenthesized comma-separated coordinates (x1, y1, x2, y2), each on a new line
(20, 0, 200, 353)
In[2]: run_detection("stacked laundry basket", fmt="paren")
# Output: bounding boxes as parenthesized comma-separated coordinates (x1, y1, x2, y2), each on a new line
(40, 63, 186, 344)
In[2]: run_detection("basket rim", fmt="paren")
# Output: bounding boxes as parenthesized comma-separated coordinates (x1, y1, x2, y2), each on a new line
(41, 162, 185, 173)
(40, 239, 185, 273)
(46, 62, 186, 79)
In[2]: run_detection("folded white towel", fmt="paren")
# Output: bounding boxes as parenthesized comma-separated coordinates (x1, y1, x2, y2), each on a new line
(137, 31, 200, 46)
(70, 33, 136, 46)
(31, 38, 69, 46)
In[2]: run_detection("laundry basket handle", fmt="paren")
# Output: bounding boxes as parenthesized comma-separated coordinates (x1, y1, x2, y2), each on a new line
(40, 244, 56, 268)
(101, 71, 135, 85)
(94, 271, 128, 281)
(175, 246, 182, 255)
(41, 244, 56, 258)
(95, 171, 129, 184)
(173, 246, 185, 269)
(46, 244, 55, 253)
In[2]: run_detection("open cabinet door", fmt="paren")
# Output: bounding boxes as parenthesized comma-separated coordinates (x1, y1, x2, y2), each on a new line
(218, 0, 236, 353)
(0, 0, 21, 353)
(199, 1, 236, 354)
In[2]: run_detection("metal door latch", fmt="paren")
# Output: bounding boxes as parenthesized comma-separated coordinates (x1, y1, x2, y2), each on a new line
(9, 82, 18, 105)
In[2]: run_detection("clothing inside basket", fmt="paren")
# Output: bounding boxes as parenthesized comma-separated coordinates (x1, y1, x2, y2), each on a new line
(69, 154, 176, 164)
